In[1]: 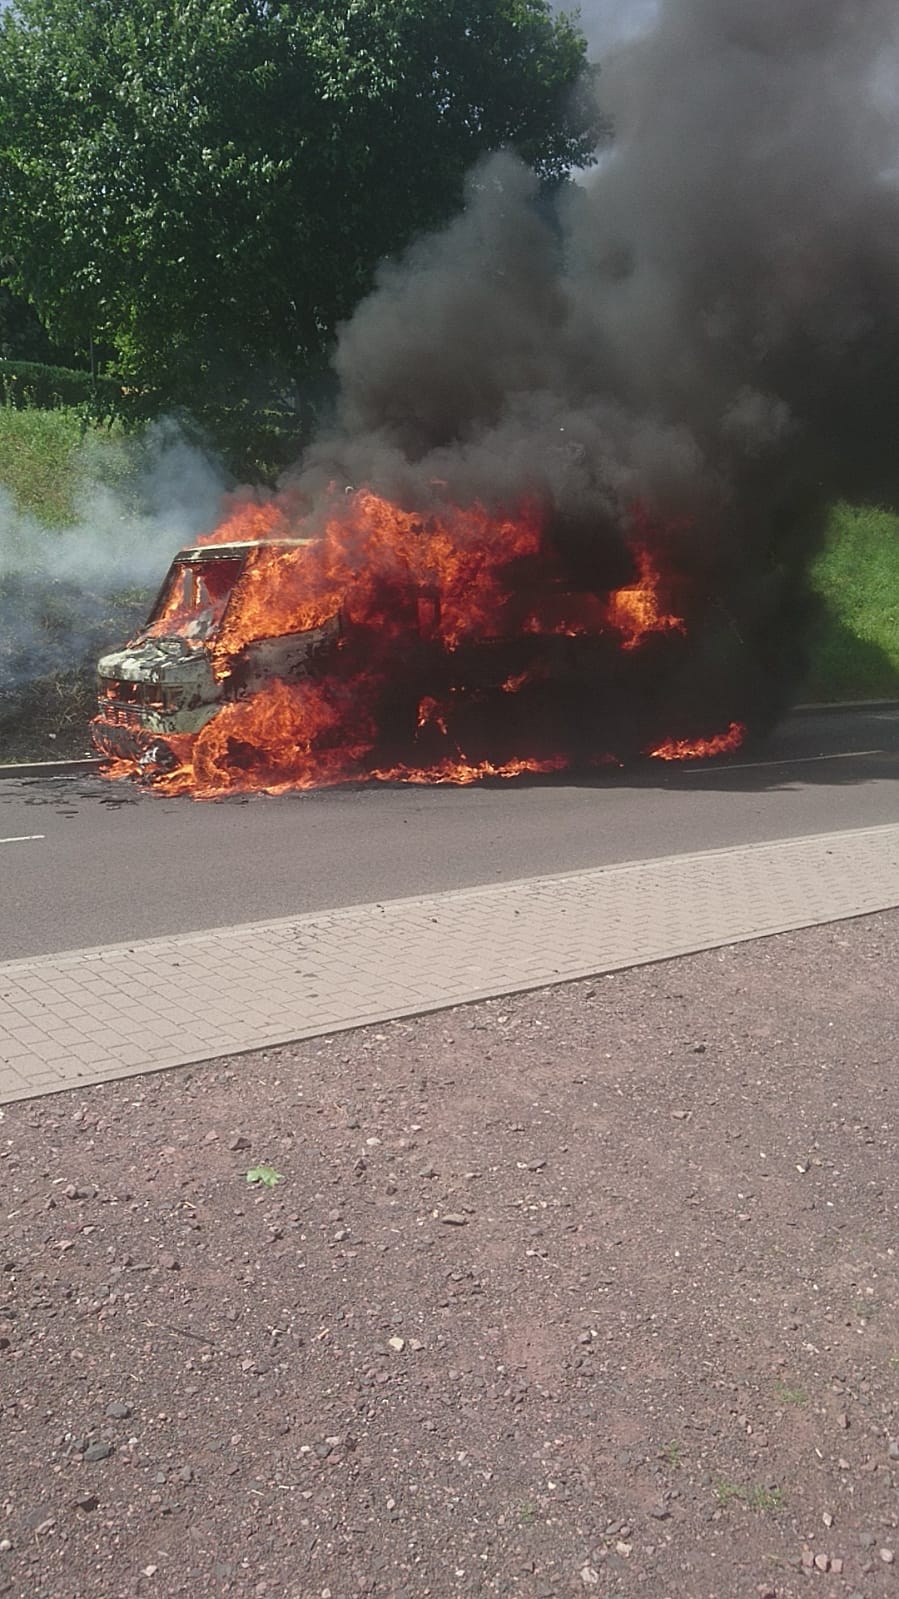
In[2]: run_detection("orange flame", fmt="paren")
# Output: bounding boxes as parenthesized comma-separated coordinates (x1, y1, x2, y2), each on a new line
(606, 543, 686, 650)
(648, 722, 746, 761)
(151, 678, 377, 797)
(197, 498, 294, 546)
(212, 543, 343, 670)
(371, 754, 569, 787)
(96, 488, 748, 797)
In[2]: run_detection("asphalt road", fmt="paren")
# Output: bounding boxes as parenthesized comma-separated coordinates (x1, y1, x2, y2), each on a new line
(0, 705, 896, 962)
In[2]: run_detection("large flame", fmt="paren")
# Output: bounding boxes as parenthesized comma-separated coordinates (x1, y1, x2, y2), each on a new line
(95, 488, 746, 797)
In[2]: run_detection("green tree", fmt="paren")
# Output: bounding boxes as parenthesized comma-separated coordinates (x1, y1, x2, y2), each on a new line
(0, 283, 65, 362)
(0, 0, 599, 406)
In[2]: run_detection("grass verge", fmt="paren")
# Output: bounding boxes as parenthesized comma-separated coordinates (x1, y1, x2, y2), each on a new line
(802, 502, 899, 701)
(0, 405, 137, 526)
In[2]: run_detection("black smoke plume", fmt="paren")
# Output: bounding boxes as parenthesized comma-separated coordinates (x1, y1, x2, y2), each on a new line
(291, 0, 899, 757)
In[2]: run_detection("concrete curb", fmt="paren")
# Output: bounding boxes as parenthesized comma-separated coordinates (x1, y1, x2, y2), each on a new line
(792, 698, 899, 713)
(0, 756, 104, 780)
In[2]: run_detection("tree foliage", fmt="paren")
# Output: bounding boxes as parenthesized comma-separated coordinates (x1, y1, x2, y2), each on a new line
(0, 283, 71, 362)
(0, 0, 599, 405)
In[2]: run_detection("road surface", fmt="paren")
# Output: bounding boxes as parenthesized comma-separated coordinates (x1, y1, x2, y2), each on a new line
(0, 705, 896, 961)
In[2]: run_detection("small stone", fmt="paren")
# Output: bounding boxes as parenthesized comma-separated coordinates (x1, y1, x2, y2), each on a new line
(838, 1458, 851, 1470)
(831, 1558, 843, 1575)
(83, 1441, 113, 1462)
(814, 1554, 830, 1573)
(74, 1494, 99, 1512)
(0, 1539, 11, 1552)
(837, 1412, 849, 1430)
(822, 1512, 834, 1528)
(881, 1549, 896, 1565)
(388, 1336, 405, 1352)
(649, 1506, 671, 1520)
(801, 1548, 815, 1569)
(418, 1166, 437, 1179)
(158, 1252, 179, 1271)
(889, 1441, 899, 1460)
(228, 1135, 251, 1151)
(579, 1567, 599, 1587)
(177, 1466, 194, 1484)
(859, 1532, 876, 1548)
(105, 1401, 132, 1420)
(440, 1213, 468, 1226)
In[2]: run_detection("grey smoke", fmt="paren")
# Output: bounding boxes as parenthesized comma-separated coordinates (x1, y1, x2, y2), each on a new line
(563, 0, 659, 56)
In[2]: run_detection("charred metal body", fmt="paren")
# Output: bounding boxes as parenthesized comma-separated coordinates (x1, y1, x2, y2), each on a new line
(92, 540, 341, 774)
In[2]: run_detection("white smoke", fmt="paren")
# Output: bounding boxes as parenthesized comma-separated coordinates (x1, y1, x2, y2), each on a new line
(0, 419, 226, 588)
(0, 420, 228, 731)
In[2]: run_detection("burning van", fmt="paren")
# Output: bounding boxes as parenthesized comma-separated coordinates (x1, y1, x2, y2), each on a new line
(92, 539, 344, 773)
(91, 490, 748, 795)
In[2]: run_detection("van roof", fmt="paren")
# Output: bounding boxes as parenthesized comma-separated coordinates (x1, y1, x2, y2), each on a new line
(177, 539, 317, 562)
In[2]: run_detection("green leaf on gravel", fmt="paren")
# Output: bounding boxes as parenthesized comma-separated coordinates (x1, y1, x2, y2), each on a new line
(246, 1164, 284, 1188)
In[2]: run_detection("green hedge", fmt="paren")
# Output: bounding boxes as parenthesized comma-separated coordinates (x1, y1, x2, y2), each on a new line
(0, 358, 128, 422)
(0, 361, 309, 473)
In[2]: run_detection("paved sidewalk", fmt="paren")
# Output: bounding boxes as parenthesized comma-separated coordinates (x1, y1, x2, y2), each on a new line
(1, 822, 898, 1106)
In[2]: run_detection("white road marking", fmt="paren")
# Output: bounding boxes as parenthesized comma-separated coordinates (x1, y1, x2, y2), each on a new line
(683, 748, 886, 774)
(0, 834, 45, 844)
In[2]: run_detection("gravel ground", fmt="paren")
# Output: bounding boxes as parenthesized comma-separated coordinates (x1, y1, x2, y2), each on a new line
(1, 911, 897, 1599)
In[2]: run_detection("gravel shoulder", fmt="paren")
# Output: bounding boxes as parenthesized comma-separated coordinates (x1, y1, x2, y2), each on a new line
(1, 912, 897, 1599)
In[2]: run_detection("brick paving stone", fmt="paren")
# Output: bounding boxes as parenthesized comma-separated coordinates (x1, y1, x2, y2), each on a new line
(0, 822, 897, 1105)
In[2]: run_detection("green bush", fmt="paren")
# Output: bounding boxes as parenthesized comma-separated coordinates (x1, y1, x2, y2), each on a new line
(0, 357, 130, 422)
